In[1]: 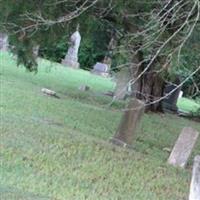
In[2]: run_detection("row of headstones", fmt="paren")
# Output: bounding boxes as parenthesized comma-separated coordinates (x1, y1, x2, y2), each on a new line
(61, 29, 185, 113)
(0, 31, 184, 112)
(61, 29, 184, 111)
(0, 31, 182, 108)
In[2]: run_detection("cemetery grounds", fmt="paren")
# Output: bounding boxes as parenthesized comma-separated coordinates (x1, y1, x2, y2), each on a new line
(0, 52, 200, 200)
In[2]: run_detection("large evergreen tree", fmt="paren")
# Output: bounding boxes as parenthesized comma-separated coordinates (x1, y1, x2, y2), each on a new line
(0, 0, 199, 106)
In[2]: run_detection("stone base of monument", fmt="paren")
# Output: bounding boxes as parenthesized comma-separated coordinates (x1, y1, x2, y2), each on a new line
(162, 102, 178, 113)
(91, 70, 110, 78)
(61, 59, 80, 69)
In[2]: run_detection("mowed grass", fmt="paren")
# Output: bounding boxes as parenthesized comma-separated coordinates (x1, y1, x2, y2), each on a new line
(177, 97, 200, 113)
(0, 52, 200, 200)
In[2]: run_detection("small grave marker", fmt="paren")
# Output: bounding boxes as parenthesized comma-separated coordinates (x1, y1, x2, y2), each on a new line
(41, 88, 59, 98)
(168, 127, 199, 168)
(91, 62, 110, 77)
(78, 85, 90, 91)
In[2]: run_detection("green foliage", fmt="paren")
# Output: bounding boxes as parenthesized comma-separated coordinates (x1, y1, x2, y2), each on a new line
(0, 0, 157, 70)
(79, 18, 111, 69)
(170, 26, 200, 98)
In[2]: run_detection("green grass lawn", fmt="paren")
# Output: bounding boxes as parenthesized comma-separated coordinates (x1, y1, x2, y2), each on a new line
(177, 97, 200, 113)
(1, 52, 200, 200)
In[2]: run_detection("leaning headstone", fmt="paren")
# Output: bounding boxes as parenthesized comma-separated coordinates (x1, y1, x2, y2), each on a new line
(62, 26, 81, 69)
(91, 62, 110, 77)
(189, 155, 200, 200)
(168, 127, 199, 168)
(114, 68, 131, 100)
(0, 33, 8, 51)
(111, 99, 145, 147)
(78, 85, 90, 91)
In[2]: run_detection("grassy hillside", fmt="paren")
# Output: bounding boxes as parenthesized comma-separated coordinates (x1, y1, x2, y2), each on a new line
(1, 52, 200, 200)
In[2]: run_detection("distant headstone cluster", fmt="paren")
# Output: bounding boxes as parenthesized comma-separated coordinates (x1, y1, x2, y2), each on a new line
(61, 26, 111, 77)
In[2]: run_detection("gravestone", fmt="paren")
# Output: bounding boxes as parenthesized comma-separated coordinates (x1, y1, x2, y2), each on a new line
(78, 85, 90, 91)
(91, 62, 110, 77)
(111, 99, 145, 147)
(162, 78, 181, 112)
(33, 45, 40, 58)
(41, 88, 59, 98)
(0, 33, 8, 51)
(178, 90, 183, 99)
(62, 27, 81, 69)
(189, 155, 200, 200)
(114, 68, 131, 100)
(168, 127, 199, 168)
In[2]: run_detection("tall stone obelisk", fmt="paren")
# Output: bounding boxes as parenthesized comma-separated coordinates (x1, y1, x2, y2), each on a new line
(62, 25, 81, 69)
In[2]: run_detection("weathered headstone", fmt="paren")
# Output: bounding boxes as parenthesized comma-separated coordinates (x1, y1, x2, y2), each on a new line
(114, 68, 131, 100)
(78, 85, 90, 91)
(41, 88, 58, 98)
(62, 26, 81, 69)
(168, 127, 199, 168)
(0, 33, 8, 51)
(91, 62, 110, 77)
(111, 99, 145, 147)
(189, 155, 200, 200)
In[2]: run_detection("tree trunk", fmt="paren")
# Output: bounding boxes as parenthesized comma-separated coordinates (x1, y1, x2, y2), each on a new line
(136, 71, 165, 112)
(131, 51, 166, 112)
